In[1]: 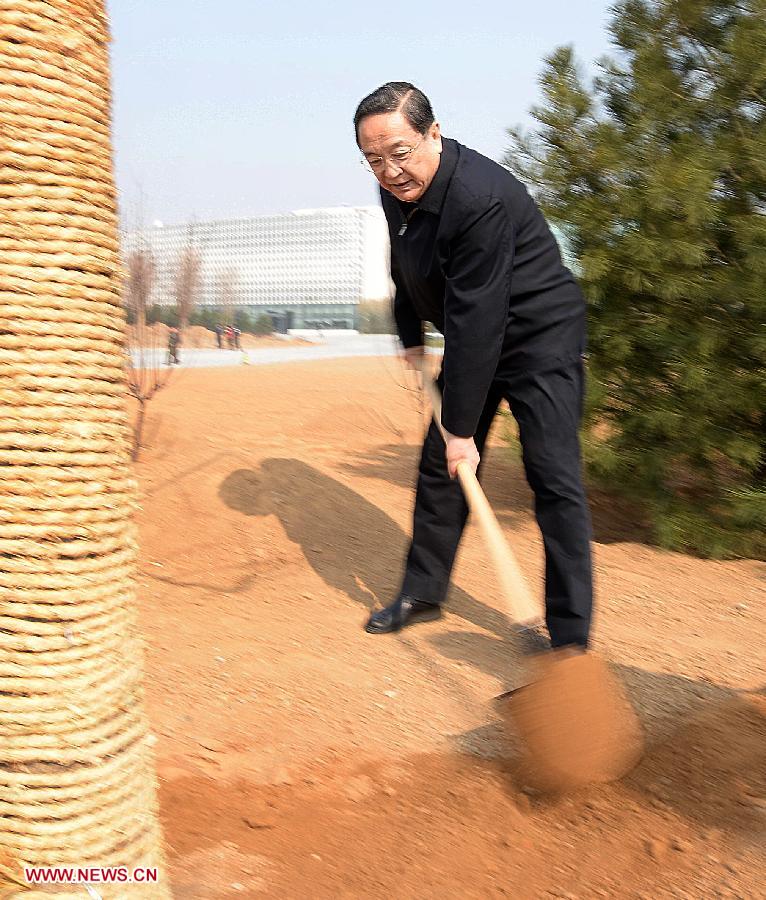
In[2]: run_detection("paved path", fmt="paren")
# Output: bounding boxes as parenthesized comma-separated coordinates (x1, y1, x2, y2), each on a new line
(130, 332, 406, 369)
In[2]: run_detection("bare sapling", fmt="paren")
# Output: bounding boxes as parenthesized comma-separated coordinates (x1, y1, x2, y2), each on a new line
(124, 247, 171, 460)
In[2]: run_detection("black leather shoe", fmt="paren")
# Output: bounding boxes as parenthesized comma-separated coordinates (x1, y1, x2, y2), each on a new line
(365, 594, 442, 634)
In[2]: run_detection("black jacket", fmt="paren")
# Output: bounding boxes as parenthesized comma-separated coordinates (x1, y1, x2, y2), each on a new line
(381, 138, 586, 437)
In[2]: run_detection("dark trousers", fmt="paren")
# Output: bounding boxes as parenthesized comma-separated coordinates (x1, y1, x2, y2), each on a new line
(400, 360, 593, 648)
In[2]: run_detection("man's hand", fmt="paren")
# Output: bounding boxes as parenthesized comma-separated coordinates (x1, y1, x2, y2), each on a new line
(401, 345, 425, 370)
(444, 431, 480, 479)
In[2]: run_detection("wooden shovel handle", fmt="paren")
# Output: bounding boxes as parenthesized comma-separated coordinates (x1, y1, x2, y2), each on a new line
(420, 367, 541, 627)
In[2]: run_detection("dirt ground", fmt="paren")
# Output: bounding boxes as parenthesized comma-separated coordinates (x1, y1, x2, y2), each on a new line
(130, 357, 765, 899)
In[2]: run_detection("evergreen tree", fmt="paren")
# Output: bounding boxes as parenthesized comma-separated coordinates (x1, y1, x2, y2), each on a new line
(252, 313, 275, 335)
(506, 0, 766, 557)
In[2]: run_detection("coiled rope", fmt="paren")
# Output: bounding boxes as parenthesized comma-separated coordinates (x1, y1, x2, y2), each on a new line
(1, 2, 170, 896)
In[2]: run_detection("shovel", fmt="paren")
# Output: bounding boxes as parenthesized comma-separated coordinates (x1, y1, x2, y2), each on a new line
(419, 363, 643, 792)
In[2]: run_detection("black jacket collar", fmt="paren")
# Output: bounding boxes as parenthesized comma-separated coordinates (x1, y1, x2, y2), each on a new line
(416, 137, 459, 214)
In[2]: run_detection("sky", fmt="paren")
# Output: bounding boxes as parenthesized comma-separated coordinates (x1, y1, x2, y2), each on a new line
(108, 0, 616, 229)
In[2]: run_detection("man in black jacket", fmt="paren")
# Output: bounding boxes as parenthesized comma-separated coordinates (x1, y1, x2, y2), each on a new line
(355, 82, 593, 650)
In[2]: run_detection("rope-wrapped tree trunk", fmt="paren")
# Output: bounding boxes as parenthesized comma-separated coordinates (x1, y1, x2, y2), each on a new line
(0, 1, 170, 896)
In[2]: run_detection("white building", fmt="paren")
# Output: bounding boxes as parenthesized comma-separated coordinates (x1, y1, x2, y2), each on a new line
(121, 206, 392, 330)
(122, 205, 575, 331)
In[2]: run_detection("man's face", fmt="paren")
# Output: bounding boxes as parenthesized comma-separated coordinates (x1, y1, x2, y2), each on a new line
(357, 110, 442, 203)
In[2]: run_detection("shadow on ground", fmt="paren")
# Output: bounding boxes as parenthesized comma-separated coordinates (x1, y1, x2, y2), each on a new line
(219, 459, 511, 637)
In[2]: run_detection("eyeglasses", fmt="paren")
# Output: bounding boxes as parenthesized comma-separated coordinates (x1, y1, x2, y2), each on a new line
(360, 138, 423, 174)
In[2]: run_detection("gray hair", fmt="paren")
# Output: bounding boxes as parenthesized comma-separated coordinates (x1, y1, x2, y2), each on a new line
(354, 82, 435, 144)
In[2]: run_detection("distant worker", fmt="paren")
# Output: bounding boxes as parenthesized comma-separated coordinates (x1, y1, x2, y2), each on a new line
(233, 326, 242, 350)
(167, 326, 181, 366)
(215, 322, 224, 349)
